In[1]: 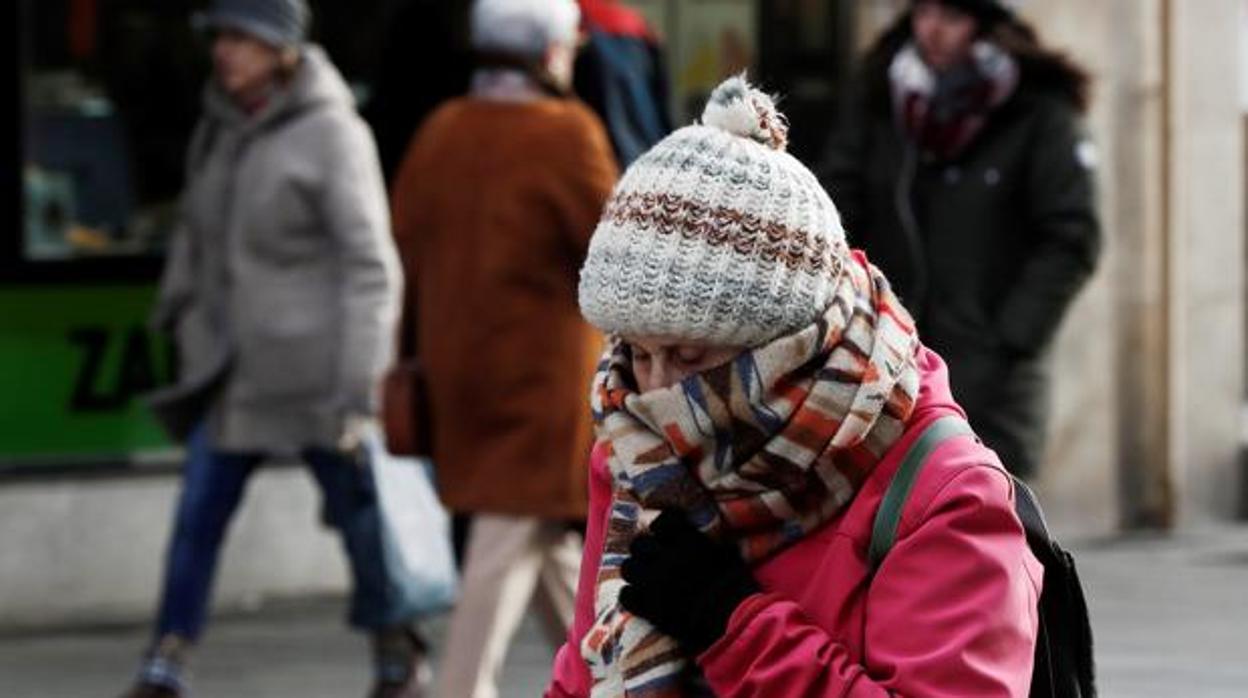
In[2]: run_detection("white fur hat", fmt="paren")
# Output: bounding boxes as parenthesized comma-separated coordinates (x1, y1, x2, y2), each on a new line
(471, 0, 581, 58)
(578, 75, 850, 348)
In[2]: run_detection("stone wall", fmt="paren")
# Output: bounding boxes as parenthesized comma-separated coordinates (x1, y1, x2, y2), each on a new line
(0, 468, 349, 629)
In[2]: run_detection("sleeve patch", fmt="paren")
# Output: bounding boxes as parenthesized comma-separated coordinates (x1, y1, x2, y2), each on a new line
(1075, 140, 1098, 170)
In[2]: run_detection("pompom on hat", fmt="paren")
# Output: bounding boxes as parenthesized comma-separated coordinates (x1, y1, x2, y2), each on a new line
(578, 74, 850, 348)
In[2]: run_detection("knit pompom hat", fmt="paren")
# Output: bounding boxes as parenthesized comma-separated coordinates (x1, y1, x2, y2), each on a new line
(578, 75, 849, 348)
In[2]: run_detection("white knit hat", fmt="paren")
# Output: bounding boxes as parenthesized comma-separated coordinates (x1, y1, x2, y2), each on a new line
(578, 75, 850, 347)
(471, 0, 581, 58)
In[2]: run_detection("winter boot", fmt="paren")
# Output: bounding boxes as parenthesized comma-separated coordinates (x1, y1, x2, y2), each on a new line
(368, 626, 432, 698)
(120, 634, 192, 698)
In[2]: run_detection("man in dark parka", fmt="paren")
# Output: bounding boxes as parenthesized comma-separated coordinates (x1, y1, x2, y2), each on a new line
(820, 0, 1101, 478)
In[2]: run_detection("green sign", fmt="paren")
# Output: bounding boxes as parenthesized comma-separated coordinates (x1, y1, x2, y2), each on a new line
(0, 285, 175, 465)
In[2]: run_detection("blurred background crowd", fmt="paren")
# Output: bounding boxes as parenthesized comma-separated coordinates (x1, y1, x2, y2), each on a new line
(1, 1, 1247, 697)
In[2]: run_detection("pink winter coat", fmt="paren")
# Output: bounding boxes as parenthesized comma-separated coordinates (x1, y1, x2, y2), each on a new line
(547, 347, 1042, 697)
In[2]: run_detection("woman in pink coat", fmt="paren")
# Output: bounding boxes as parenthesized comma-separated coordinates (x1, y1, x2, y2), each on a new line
(547, 75, 1042, 697)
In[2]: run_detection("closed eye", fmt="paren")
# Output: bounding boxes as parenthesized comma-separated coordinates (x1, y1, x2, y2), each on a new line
(675, 347, 707, 366)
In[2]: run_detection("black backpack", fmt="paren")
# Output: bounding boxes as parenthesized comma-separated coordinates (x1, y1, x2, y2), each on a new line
(868, 416, 1097, 698)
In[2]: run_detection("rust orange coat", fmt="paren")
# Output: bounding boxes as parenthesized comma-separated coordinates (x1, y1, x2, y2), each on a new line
(390, 97, 618, 519)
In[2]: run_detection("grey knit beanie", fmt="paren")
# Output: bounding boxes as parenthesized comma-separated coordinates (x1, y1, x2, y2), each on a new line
(194, 0, 310, 48)
(578, 75, 850, 348)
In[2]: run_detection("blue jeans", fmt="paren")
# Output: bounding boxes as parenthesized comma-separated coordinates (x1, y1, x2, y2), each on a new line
(154, 424, 417, 640)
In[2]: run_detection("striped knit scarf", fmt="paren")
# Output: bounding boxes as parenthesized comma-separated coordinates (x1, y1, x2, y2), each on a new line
(581, 251, 922, 697)
(890, 40, 1019, 159)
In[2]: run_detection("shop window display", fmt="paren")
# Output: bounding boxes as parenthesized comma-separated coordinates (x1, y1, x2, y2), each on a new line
(20, 1, 208, 263)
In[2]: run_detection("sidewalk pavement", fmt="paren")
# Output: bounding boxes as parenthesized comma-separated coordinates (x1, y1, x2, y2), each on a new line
(1071, 527, 1248, 697)
(2, 527, 1246, 698)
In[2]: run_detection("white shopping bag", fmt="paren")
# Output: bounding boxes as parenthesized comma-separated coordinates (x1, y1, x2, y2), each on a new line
(365, 427, 458, 614)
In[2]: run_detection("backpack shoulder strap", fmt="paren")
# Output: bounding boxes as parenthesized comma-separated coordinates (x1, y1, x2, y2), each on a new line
(1012, 474, 1100, 697)
(868, 415, 975, 572)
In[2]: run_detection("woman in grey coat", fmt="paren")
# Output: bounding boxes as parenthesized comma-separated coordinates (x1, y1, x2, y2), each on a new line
(125, 2, 421, 697)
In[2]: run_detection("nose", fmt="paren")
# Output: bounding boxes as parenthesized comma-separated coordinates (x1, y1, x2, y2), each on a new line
(644, 356, 685, 391)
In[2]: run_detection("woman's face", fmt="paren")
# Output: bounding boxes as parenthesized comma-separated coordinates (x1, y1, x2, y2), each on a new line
(911, 1, 979, 72)
(212, 27, 285, 105)
(625, 336, 744, 393)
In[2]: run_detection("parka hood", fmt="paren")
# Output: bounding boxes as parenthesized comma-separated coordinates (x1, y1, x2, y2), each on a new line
(860, 13, 1091, 115)
(202, 44, 355, 130)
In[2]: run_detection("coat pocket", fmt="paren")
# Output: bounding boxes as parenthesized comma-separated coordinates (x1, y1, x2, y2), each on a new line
(233, 281, 338, 400)
(235, 331, 334, 399)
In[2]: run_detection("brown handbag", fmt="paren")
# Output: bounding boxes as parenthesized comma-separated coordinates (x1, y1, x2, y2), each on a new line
(382, 302, 432, 457)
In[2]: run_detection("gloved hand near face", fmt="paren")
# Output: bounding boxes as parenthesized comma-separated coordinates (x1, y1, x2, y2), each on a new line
(619, 509, 761, 655)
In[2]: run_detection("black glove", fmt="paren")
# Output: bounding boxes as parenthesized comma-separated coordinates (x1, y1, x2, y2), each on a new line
(619, 509, 760, 655)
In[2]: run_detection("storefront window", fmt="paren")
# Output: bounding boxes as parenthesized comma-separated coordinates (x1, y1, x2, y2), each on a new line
(11, 1, 847, 272)
(623, 0, 758, 125)
(624, 0, 851, 163)
(20, 1, 208, 264)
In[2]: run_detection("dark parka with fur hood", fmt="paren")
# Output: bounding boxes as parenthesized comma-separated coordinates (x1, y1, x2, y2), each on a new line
(819, 11, 1101, 478)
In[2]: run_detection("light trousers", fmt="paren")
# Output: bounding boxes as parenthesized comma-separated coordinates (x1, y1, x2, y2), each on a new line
(435, 514, 582, 698)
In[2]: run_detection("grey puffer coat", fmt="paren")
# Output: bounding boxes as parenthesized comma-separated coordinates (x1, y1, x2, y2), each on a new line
(147, 46, 401, 453)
